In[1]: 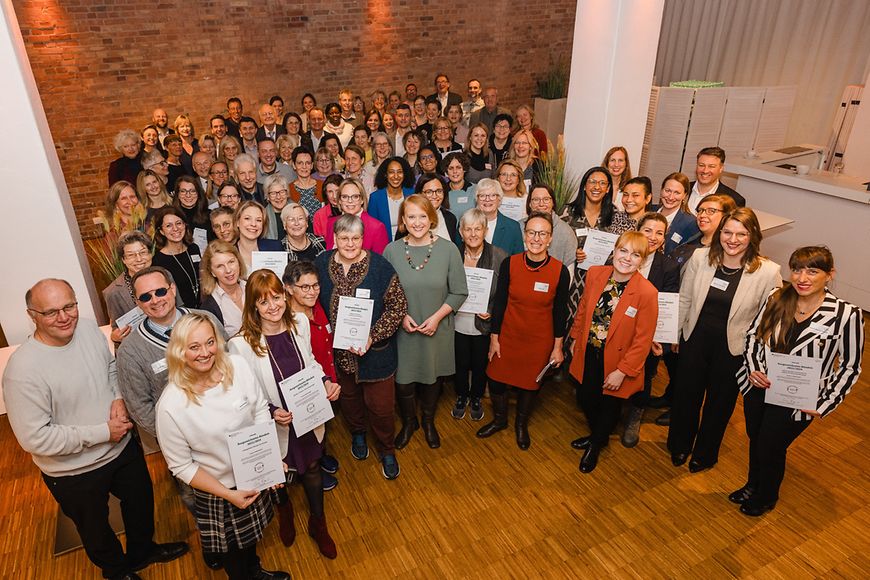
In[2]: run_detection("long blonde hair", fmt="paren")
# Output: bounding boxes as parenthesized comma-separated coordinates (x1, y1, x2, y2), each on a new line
(166, 313, 234, 405)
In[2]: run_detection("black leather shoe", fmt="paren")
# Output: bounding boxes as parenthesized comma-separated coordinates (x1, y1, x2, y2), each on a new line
(131, 542, 189, 571)
(740, 501, 776, 517)
(579, 446, 601, 473)
(688, 459, 716, 473)
(655, 410, 671, 426)
(671, 452, 689, 467)
(571, 436, 591, 450)
(252, 568, 292, 580)
(647, 396, 670, 409)
(728, 485, 755, 505)
(203, 550, 223, 570)
(111, 574, 143, 580)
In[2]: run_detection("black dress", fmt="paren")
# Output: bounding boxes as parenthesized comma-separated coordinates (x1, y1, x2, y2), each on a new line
(153, 245, 202, 308)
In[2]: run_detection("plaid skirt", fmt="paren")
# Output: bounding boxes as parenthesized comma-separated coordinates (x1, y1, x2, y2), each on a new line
(193, 488, 275, 553)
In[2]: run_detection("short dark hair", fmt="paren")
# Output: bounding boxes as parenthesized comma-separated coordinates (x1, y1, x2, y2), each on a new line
(210, 114, 226, 125)
(282, 260, 318, 286)
(226, 97, 242, 108)
(374, 156, 414, 189)
(301, 93, 316, 106)
(526, 183, 555, 215)
(396, 103, 411, 113)
(697, 146, 726, 164)
(131, 266, 175, 295)
(493, 113, 514, 128)
(623, 176, 652, 197)
(239, 116, 257, 128)
(425, 98, 443, 112)
(291, 146, 315, 163)
(324, 102, 341, 116)
(405, 83, 417, 91)
(440, 151, 469, 174)
(269, 95, 284, 106)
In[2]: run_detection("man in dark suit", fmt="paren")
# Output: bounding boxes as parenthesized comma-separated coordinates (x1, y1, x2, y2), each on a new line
(255, 103, 286, 143)
(469, 87, 511, 132)
(300, 107, 327, 153)
(426, 73, 462, 113)
(224, 97, 243, 139)
(687, 146, 746, 212)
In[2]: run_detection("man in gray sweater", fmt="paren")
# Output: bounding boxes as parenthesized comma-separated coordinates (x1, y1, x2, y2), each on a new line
(3, 279, 188, 580)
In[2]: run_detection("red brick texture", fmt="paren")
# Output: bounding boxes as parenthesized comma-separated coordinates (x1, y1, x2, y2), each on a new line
(12, 0, 576, 238)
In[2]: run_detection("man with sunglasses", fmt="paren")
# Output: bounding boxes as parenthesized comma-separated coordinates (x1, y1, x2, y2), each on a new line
(3, 278, 189, 580)
(115, 267, 226, 570)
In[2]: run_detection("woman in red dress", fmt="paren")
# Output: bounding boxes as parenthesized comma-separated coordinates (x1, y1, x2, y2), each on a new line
(477, 212, 570, 449)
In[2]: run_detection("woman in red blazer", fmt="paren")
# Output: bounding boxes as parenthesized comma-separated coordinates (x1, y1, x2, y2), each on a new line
(569, 231, 658, 473)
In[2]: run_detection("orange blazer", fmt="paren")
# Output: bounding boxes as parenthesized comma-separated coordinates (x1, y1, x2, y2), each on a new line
(569, 265, 658, 399)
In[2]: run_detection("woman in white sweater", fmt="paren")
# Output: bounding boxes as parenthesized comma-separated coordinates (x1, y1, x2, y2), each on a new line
(155, 312, 290, 580)
(228, 270, 341, 560)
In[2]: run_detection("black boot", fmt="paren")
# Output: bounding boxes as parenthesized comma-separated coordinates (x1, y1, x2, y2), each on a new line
(621, 405, 644, 448)
(515, 390, 538, 450)
(394, 383, 418, 449)
(476, 392, 508, 438)
(420, 381, 442, 448)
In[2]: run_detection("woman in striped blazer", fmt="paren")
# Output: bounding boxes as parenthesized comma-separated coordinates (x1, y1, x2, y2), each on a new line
(735, 246, 864, 516)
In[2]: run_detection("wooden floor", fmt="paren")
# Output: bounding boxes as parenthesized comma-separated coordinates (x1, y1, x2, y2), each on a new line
(2, 323, 870, 579)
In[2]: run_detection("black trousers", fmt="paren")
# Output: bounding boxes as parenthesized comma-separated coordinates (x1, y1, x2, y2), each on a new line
(667, 326, 742, 464)
(742, 388, 812, 505)
(454, 332, 489, 399)
(632, 352, 661, 408)
(577, 346, 623, 446)
(223, 544, 260, 580)
(42, 437, 155, 579)
(659, 351, 680, 402)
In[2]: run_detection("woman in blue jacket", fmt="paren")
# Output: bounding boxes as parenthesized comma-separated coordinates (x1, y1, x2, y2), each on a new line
(367, 156, 415, 242)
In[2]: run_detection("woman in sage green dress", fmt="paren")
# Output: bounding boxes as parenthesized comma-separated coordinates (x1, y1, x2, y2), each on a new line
(383, 194, 468, 450)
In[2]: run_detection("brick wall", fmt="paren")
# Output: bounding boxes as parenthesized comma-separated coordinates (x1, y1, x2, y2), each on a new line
(12, 0, 576, 238)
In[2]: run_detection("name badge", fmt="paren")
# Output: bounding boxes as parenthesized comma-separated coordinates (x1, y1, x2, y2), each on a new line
(356, 288, 371, 299)
(234, 397, 249, 411)
(671, 232, 683, 243)
(710, 278, 729, 291)
(534, 282, 550, 293)
(208, 201, 219, 210)
(151, 358, 167, 374)
(457, 196, 468, 204)
(326, 324, 332, 334)
(575, 228, 588, 238)
(523, 178, 532, 190)
(485, 163, 492, 170)
(809, 322, 831, 336)
(625, 306, 637, 318)
(191, 254, 202, 263)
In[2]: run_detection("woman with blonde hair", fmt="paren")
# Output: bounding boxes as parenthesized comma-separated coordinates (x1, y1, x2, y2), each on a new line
(108, 128, 143, 186)
(602, 146, 632, 211)
(155, 313, 291, 580)
(136, 169, 172, 226)
(495, 159, 529, 222)
(507, 129, 540, 187)
(513, 104, 548, 156)
(173, 113, 199, 175)
(464, 123, 496, 184)
(228, 270, 340, 558)
(199, 240, 247, 336)
(100, 180, 146, 235)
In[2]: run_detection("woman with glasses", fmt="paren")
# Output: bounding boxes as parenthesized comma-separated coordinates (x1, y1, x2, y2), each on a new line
(495, 159, 529, 222)
(315, 214, 408, 480)
(411, 173, 459, 244)
(263, 175, 291, 240)
(473, 178, 524, 256)
(281, 203, 327, 262)
(489, 113, 513, 166)
(171, 176, 211, 237)
(199, 241, 247, 336)
(151, 207, 202, 308)
(104, 230, 156, 344)
(205, 161, 230, 205)
(368, 157, 415, 242)
(210, 206, 236, 245)
(324, 178, 388, 253)
(520, 185, 577, 274)
(384, 195, 468, 450)
(312, 147, 337, 181)
(216, 183, 242, 212)
(654, 172, 699, 256)
(228, 271, 340, 559)
(432, 118, 461, 156)
(479, 212, 569, 449)
(141, 149, 170, 186)
(364, 132, 394, 194)
(667, 208, 781, 473)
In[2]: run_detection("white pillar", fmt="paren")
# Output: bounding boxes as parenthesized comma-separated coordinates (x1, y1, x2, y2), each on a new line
(0, 1, 101, 344)
(563, 0, 665, 179)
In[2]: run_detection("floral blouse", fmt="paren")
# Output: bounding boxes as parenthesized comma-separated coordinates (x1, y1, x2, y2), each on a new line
(588, 277, 628, 348)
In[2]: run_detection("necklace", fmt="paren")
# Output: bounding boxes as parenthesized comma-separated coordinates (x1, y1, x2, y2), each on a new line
(285, 236, 311, 252)
(405, 232, 435, 270)
(265, 329, 303, 382)
(797, 295, 824, 315)
(124, 271, 136, 302)
(523, 253, 548, 271)
(171, 248, 200, 297)
(465, 248, 483, 260)
(717, 264, 742, 277)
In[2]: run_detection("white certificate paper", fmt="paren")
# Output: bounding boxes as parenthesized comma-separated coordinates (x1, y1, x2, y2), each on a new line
(333, 296, 374, 350)
(654, 292, 679, 344)
(764, 350, 823, 410)
(578, 230, 620, 270)
(499, 196, 527, 222)
(115, 306, 146, 329)
(225, 421, 285, 491)
(459, 267, 494, 314)
(192, 227, 209, 255)
(251, 251, 288, 277)
(278, 366, 335, 437)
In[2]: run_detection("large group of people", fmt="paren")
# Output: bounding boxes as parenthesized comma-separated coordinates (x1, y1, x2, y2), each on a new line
(3, 74, 864, 580)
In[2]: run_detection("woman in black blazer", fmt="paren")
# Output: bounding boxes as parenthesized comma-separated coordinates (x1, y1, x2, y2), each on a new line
(736, 246, 864, 516)
(654, 172, 700, 256)
(620, 213, 680, 447)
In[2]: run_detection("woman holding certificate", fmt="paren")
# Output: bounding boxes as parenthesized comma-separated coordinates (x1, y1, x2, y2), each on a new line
(667, 208, 781, 473)
(228, 270, 340, 559)
(479, 212, 569, 450)
(233, 201, 283, 275)
(735, 246, 864, 516)
(383, 195, 468, 450)
(315, 214, 408, 480)
(155, 313, 292, 580)
(568, 231, 658, 472)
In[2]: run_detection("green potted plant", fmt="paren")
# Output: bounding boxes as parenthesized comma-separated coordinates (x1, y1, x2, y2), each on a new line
(534, 59, 570, 145)
(537, 135, 582, 216)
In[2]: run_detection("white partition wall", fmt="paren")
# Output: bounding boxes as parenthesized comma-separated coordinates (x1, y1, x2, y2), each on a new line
(563, 0, 666, 179)
(0, 1, 100, 344)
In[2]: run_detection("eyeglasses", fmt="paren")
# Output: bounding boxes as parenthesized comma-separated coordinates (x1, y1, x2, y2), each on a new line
(336, 235, 363, 244)
(268, 189, 289, 198)
(422, 188, 444, 196)
(499, 172, 519, 179)
(163, 221, 186, 230)
(210, 169, 228, 176)
(294, 283, 321, 293)
(29, 302, 78, 321)
(177, 188, 197, 195)
(284, 216, 306, 224)
(530, 197, 551, 205)
(123, 249, 151, 260)
(697, 207, 723, 216)
(219, 193, 240, 201)
(137, 287, 170, 302)
(340, 194, 362, 202)
(721, 230, 749, 240)
(420, 154, 436, 161)
(661, 187, 683, 196)
(587, 179, 609, 188)
(525, 230, 551, 239)
(477, 193, 499, 200)
(494, 123, 510, 130)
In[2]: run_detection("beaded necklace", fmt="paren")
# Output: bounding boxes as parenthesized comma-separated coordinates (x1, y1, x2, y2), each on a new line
(404, 232, 435, 270)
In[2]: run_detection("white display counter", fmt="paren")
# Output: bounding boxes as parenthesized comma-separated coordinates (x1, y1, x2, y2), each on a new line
(728, 160, 870, 310)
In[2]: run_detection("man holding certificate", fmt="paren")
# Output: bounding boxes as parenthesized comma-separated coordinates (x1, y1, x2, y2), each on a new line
(156, 313, 292, 579)
(737, 247, 864, 517)
(229, 270, 340, 559)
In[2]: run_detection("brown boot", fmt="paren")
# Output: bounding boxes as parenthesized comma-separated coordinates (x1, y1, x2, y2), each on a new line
(308, 514, 337, 559)
(276, 501, 296, 547)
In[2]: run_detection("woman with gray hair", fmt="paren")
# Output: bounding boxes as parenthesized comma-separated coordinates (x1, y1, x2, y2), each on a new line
(474, 178, 524, 255)
(103, 230, 154, 343)
(264, 173, 291, 239)
(315, 214, 408, 480)
(108, 128, 143, 186)
(141, 149, 170, 185)
(451, 208, 508, 421)
(281, 202, 327, 262)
